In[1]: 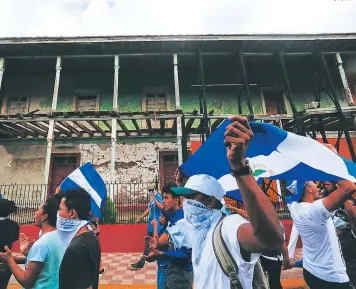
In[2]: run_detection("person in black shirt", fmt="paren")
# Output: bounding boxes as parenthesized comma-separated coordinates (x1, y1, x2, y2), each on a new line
(57, 189, 101, 289)
(0, 199, 19, 289)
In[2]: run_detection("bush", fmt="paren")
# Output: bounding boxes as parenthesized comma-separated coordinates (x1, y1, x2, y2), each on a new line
(102, 199, 118, 224)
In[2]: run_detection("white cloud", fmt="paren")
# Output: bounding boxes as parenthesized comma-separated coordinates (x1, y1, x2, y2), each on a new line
(0, 0, 355, 38)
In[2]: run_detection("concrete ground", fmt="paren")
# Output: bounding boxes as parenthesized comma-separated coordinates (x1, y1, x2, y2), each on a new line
(9, 250, 307, 289)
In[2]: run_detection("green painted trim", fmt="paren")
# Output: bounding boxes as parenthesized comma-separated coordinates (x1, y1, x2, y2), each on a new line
(0, 136, 178, 145)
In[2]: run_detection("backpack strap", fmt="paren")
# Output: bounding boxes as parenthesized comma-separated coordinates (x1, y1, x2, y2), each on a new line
(212, 217, 242, 289)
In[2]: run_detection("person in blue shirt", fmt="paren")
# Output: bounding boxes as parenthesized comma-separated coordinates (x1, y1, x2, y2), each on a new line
(131, 184, 164, 270)
(0, 194, 64, 289)
(151, 213, 169, 289)
(145, 183, 193, 289)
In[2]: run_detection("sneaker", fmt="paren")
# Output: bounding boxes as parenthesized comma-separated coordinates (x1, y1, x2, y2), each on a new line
(130, 258, 145, 270)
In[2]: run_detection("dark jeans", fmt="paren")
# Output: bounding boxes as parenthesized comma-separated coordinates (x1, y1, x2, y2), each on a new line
(303, 269, 355, 289)
(143, 232, 154, 257)
(164, 263, 193, 289)
(260, 256, 282, 289)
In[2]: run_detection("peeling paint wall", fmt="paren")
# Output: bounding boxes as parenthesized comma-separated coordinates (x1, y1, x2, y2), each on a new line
(80, 142, 177, 183)
(0, 141, 177, 185)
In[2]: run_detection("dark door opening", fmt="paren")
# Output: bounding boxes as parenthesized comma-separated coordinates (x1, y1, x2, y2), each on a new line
(48, 154, 80, 197)
(263, 90, 287, 115)
(159, 151, 178, 187)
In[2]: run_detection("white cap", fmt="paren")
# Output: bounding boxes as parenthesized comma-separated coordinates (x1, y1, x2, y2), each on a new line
(171, 174, 226, 201)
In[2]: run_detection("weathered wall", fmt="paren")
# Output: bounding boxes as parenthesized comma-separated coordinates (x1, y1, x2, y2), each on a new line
(0, 141, 177, 185)
(0, 144, 46, 184)
(80, 141, 177, 183)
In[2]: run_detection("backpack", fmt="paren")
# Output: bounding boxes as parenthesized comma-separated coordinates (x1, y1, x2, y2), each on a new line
(212, 217, 270, 289)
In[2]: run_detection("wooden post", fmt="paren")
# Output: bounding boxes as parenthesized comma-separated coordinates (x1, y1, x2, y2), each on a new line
(173, 54, 183, 165)
(42, 57, 62, 200)
(111, 56, 119, 182)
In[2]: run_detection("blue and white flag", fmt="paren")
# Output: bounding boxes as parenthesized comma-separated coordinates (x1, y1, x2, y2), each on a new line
(180, 119, 356, 201)
(60, 162, 107, 219)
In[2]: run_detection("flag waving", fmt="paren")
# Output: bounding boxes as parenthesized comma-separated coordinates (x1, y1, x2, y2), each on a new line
(60, 162, 107, 219)
(180, 119, 356, 200)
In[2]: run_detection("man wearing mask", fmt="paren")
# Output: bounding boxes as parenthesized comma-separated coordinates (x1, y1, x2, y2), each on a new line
(172, 115, 284, 289)
(57, 189, 101, 289)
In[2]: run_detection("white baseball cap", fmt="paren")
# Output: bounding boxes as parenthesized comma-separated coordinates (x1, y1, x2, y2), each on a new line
(171, 174, 226, 201)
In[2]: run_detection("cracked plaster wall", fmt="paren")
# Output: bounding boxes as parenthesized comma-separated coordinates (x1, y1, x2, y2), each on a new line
(80, 142, 178, 183)
(0, 142, 177, 185)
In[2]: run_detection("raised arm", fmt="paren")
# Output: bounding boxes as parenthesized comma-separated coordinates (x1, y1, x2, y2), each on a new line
(323, 180, 356, 212)
(224, 115, 283, 253)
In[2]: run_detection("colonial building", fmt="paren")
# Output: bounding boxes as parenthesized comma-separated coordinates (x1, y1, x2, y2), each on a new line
(0, 34, 355, 203)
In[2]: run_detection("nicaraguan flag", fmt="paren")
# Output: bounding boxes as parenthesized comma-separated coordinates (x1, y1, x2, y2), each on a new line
(180, 119, 356, 201)
(60, 162, 107, 219)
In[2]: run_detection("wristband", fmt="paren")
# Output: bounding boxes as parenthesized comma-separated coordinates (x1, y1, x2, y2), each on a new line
(230, 159, 252, 177)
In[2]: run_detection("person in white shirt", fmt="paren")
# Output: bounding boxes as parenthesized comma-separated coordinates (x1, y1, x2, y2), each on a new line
(287, 177, 356, 289)
(172, 115, 284, 289)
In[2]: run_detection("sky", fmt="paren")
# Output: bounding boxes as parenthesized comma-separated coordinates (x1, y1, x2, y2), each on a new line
(0, 0, 355, 38)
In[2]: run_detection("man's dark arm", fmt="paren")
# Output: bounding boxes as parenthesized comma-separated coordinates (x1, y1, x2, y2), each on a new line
(224, 116, 283, 253)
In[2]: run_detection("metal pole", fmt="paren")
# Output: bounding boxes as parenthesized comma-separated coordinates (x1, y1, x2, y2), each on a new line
(335, 53, 354, 106)
(173, 54, 183, 165)
(320, 53, 356, 161)
(42, 57, 62, 199)
(198, 50, 209, 140)
(111, 55, 119, 182)
(0, 58, 5, 91)
(278, 53, 303, 135)
(238, 51, 254, 119)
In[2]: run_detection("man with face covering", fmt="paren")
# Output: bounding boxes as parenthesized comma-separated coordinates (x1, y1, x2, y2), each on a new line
(172, 115, 284, 289)
(57, 189, 101, 289)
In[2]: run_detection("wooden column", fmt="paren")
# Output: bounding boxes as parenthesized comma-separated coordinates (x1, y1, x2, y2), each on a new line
(42, 57, 61, 200)
(173, 54, 183, 165)
(111, 55, 119, 182)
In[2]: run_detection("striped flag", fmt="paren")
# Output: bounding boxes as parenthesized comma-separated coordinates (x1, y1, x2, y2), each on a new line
(60, 162, 107, 219)
(180, 119, 356, 200)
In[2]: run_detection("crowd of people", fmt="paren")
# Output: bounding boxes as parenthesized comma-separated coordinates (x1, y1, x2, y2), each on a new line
(0, 189, 101, 289)
(0, 115, 356, 289)
(129, 116, 356, 289)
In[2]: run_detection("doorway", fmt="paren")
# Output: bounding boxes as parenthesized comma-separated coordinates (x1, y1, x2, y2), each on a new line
(159, 151, 178, 186)
(48, 154, 80, 196)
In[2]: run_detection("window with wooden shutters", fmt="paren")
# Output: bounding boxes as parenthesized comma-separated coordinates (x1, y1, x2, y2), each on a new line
(7, 96, 29, 114)
(76, 95, 98, 111)
(145, 92, 168, 111)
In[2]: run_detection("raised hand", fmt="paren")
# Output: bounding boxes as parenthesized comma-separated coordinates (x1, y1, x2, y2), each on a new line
(151, 218, 158, 229)
(224, 116, 253, 170)
(0, 246, 13, 262)
(19, 233, 34, 256)
(144, 235, 158, 250)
